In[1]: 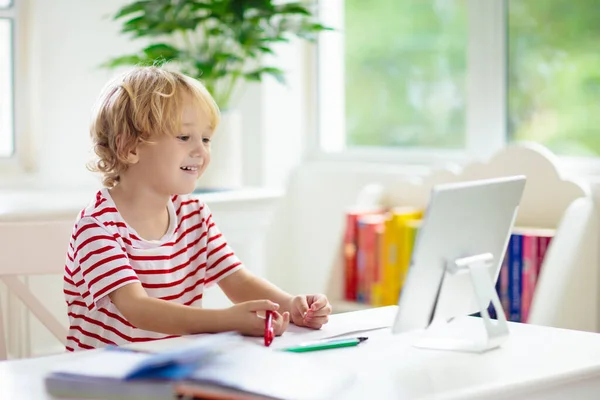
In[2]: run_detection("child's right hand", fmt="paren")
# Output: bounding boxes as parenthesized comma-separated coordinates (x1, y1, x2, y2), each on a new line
(225, 300, 290, 337)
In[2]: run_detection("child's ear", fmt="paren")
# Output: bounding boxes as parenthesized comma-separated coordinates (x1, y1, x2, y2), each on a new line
(126, 146, 140, 164)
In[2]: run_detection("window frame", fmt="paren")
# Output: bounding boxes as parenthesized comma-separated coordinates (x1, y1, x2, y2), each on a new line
(308, 0, 600, 177)
(0, 0, 34, 174)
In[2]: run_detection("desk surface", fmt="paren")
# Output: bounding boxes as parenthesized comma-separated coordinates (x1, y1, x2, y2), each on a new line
(1, 306, 600, 400)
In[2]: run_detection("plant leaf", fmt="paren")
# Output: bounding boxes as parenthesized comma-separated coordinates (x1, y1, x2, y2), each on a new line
(105, 0, 333, 104)
(100, 54, 147, 68)
(121, 15, 147, 34)
(142, 43, 181, 60)
(262, 66, 285, 84)
(214, 52, 244, 63)
(245, 66, 285, 84)
(258, 46, 275, 54)
(275, 2, 310, 16)
(189, 1, 213, 11)
(113, 1, 151, 20)
(306, 22, 334, 32)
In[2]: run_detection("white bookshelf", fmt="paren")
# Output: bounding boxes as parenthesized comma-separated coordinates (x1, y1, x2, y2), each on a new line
(327, 142, 600, 332)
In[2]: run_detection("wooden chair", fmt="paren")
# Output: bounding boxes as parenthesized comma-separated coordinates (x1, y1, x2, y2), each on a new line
(0, 220, 74, 360)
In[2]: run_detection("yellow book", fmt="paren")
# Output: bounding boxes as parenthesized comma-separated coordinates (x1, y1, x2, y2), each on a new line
(380, 213, 397, 306)
(406, 219, 421, 249)
(404, 218, 422, 269)
(396, 212, 423, 299)
(381, 207, 423, 306)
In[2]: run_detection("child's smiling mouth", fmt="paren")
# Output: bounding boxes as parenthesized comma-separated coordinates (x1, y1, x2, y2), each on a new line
(180, 165, 199, 174)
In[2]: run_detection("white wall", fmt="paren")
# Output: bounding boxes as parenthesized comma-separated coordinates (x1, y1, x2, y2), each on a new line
(22, 0, 135, 189)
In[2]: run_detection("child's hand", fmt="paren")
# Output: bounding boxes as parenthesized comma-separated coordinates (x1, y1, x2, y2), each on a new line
(225, 300, 290, 337)
(288, 294, 332, 329)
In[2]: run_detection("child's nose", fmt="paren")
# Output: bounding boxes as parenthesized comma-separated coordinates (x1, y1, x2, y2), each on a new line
(191, 138, 208, 157)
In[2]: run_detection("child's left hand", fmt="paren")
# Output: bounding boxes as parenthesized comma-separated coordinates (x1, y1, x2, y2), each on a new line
(287, 294, 332, 329)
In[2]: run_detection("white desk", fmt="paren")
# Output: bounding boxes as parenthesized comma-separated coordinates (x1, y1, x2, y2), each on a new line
(1, 306, 600, 399)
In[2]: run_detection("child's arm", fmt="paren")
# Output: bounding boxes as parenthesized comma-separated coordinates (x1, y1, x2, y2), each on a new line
(218, 268, 294, 312)
(109, 283, 284, 336)
(218, 268, 333, 329)
(109, 283, 231, 335)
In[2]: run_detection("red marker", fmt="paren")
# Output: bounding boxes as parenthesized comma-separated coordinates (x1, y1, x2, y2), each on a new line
(264, 310, 274, 347)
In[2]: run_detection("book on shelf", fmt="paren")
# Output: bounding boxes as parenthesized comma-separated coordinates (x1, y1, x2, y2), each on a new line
(343, 207, 384, 302)
(498, 226, 554, 323)
(45, 332, 352, 400)
(342, 206, 555, 324)
(342, 206, 422, 307)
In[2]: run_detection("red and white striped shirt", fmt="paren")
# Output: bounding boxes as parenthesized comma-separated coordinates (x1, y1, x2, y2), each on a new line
(63, 188, 242, 352)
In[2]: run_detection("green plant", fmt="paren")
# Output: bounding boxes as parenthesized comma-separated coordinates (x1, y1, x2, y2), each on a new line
(104, 0, 331, 110)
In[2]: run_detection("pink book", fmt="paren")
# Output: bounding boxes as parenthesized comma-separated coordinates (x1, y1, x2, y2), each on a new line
(521, 235, 538, 323)
(513, 226, 555, 323)
(537, 235, 553, 277)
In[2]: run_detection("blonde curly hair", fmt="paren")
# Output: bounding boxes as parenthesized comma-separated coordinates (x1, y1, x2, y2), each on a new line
(88, 66, 220, 188)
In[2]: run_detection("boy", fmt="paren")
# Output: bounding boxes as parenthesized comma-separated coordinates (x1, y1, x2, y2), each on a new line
(63, 66, 332, 351)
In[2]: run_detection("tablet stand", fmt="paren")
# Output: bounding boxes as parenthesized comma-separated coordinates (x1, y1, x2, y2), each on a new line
(411, 253, 509, 353)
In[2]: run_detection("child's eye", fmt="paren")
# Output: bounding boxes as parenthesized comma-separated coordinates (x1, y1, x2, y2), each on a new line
(203, 137, 211, 144)
(177, 135, 190, 142)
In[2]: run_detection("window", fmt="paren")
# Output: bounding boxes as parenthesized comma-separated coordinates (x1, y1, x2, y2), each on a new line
(0, 0, 14, 157)
(508, 0, 600, 158)
(316, 0, 600, 165)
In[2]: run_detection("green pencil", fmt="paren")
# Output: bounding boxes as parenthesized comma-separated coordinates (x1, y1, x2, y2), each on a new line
(281, 336, 368, 353)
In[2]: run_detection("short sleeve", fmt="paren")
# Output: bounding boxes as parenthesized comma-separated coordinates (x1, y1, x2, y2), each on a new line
(200, 204, 243, 287)
(71, 217, 140, 310)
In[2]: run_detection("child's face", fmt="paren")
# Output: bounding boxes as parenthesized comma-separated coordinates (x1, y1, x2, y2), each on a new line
(131, 96, 213, 195)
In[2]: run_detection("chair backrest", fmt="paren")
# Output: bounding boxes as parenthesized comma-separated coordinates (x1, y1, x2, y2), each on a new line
(0, 219, 74, 359)
(0, 220, 75, 275)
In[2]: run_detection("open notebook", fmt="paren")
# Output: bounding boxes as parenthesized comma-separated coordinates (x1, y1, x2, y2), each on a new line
(45, 332, 353, 400)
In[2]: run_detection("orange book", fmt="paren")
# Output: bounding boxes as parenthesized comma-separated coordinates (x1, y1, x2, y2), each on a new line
(356, 214, 385, 304)
(368, 217, 386, 306)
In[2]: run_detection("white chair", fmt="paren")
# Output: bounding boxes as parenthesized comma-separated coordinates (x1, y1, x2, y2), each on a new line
(0, 220, 74, 360)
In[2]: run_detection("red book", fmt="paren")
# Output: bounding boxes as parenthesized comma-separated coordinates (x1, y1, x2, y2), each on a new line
(343, 208, 382, 301)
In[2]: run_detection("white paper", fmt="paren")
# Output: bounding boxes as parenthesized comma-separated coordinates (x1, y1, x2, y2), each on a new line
(244, 305, 399, 349)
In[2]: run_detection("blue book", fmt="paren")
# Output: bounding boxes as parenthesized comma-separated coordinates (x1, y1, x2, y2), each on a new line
(508, 234, 523, 322)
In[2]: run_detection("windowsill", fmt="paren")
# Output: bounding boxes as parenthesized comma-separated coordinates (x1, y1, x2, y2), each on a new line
(305, 148, 600, 186)
(307, 146, 471, 169)
(301, 159, 433, 180)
